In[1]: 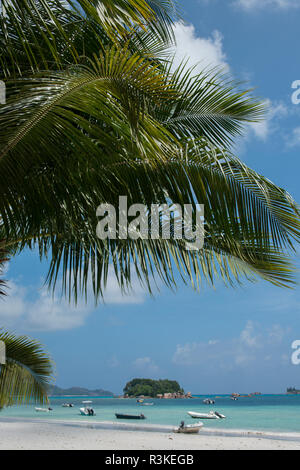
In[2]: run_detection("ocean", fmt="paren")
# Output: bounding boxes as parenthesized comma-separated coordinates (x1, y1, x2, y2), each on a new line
(1, 394, 300, 434)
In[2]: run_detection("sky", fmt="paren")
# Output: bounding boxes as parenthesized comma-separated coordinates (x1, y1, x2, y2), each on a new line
(2, 0, 300, 395)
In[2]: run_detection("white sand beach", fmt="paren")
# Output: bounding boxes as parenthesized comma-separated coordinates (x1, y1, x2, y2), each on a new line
(1, 419, 300, 450)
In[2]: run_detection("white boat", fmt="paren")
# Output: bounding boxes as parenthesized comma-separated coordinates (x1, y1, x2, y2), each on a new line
(203, 398, 215, 404)
(187, 411, 219, 419)
(140, 402, 154, 406)
(62, 403, 74, 407)
(35, 407, 52, 412)
(214, 411, 226, 419)
(174, 421, 203, 434)
(79, 400, 96, 416)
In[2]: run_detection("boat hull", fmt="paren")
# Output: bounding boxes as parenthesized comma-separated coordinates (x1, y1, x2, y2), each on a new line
(115, 413, 146, 420)
(175, 422, 203, 434)
(79, 407, 96, 416)
(187, 411, 219, 419)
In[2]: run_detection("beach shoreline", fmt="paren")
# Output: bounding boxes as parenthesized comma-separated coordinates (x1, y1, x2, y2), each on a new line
(1, 418, 300, 450)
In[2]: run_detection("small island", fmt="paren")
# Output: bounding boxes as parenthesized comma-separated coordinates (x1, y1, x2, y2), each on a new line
(287, 387, 300, 395)
(123, 378, 192, 399)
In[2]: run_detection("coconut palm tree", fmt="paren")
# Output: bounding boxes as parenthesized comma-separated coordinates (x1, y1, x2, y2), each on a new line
(0, 0, 299, 305)
(0, 329, 53, 408)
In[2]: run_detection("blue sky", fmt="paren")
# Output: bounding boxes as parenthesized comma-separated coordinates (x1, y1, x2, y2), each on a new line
(2, 0, 300, 394)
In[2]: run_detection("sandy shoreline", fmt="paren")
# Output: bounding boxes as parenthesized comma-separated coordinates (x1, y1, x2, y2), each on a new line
(1, 418, 300, 450)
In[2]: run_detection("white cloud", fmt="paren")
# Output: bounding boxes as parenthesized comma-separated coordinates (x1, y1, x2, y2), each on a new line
(247, 100, 288, 142)
(132, 356, 159, 374)
(171, 22, 290, 148)
(172, 321, 291, 370)
(240, 320, 261, 348)
(233, 0, 300, 10)
(0, 269, 147, 332)
(102, 269, 146, 305)
(171, 22, 229, 74)
(286, 126, 300, 148)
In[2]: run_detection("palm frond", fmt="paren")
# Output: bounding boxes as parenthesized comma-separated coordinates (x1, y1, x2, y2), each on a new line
(156, 61, 265, 147)
(0, 330, 54, 407)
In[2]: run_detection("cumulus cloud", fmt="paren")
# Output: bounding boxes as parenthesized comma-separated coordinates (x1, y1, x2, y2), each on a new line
(171, 22, 229, 74)
(0, 269, 147, 332)
(170, 22, 290, 147)
(247, 100, 289, 142)
(172, 321, 291, 370)
(132, 356, 160, 374)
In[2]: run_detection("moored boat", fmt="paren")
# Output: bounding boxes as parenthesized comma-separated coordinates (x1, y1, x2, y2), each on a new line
(174, 421, 203, 434)
(214, 411, 226, 419)
(115, 413, 146, 420)
(187, 411, 219, 419)
(79, 400, 95, 416)
(203, 398, 215, 404)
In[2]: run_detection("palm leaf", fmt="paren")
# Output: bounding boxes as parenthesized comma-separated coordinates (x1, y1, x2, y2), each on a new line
(0, 330, 54, 407)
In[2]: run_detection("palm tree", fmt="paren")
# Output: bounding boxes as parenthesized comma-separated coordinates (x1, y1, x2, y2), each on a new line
(0, 329, 53, 408)
(0, 0, 299, 305)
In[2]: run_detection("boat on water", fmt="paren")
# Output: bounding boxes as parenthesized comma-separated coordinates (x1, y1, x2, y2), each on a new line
(115, 413, 146, 420)
(214, 411, 226, 419)
(187, 411, 220, 419)
(203, 398, 215, 404)
(139, 402, 154, 406)
(174, 421, 203, 434)
(62, 403, 74, 407)
(35, 407, 52, 412)
(79, 401, 95, 416)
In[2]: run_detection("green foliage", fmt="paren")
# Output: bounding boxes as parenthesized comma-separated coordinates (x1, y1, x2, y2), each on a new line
(0, 0, 299, 304)
(124, 378, 184, 397)
(0, 330, 54, 407)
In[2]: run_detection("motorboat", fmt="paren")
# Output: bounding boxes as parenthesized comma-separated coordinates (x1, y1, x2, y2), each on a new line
(139, 402, 154, 406)
(35, 407, 52, 412)
(203, 398, 215, 404)
(62, 403, 74, 407)
(115, 413, 146, 420)
(214, 411, 226, 419)
(174, 421, 203, 434)
(187, 411, 219, 419)
(79, 400, 95, 416)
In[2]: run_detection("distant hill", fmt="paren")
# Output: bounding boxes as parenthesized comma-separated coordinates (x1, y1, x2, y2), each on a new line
(49, 385, 114, 397)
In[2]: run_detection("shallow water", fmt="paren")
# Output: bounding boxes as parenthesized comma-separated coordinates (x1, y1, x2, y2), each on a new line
(1, 395, 300, 434)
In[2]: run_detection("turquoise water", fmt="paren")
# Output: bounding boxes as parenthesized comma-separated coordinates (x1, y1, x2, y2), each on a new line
(1, 395, 300, 434)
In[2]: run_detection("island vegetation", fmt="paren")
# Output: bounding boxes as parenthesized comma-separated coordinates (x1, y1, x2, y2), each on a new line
(287, 387, 300, 394)
(123, 378, 190, 398)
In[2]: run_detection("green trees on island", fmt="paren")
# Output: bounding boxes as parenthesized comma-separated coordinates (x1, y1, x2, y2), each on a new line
(124, 379, 184, 397)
